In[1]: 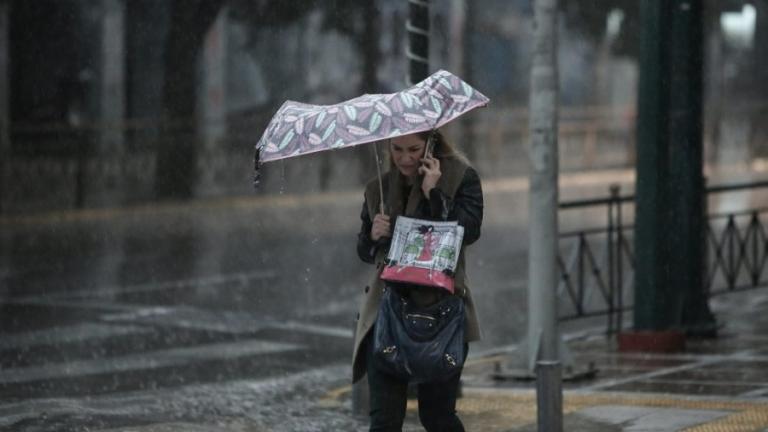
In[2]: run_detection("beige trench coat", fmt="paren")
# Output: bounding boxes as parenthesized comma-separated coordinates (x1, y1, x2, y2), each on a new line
(351, 157, 482, 383)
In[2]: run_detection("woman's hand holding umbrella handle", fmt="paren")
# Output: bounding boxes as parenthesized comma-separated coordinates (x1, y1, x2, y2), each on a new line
(371, 213, 391, 241)
(419, 156, 441, 198)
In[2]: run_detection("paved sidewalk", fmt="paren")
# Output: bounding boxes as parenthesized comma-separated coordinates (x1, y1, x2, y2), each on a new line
(321, 290, 768, 431)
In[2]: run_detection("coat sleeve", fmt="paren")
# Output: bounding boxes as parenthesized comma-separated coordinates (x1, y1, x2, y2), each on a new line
(357, 200, 379, 264)
(426, 167, 484, 245)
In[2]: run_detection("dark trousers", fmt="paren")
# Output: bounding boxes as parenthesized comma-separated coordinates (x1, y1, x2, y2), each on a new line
(366, 339, 467, 432)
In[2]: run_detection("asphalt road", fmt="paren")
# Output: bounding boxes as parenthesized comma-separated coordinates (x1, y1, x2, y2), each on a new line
(3, 166, 761, 431)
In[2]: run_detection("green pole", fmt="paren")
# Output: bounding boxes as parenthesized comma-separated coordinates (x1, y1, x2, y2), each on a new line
(633, 0, 715, 334)
(667, 0, 717, 335)
(633, 0, 674, 331)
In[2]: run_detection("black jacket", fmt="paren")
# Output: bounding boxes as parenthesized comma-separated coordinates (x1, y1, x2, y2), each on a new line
(356, 167, 483, 264)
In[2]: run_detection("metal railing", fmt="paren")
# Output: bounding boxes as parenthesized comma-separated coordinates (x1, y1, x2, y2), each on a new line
(705, 180, 768, 296)
(557, 186, 634, 333)
(556, 180, 768, 333)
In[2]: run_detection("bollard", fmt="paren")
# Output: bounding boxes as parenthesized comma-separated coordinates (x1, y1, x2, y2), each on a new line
(536, 360, 563, 432)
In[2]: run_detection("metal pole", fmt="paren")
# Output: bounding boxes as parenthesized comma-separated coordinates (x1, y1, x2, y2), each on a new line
(668, 0, 716, 336)
(528, 0, 562, 429)
(633, 0, 672, 330)
(607, 186, 616, 335)
(536, 361, 563, 432)
(528, 0, 560, 367)
(614, 185, 624, 334)
(406, 0, 430, 85)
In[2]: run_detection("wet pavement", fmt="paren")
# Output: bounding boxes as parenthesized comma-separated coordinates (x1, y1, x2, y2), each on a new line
(2, 168, 768, 431)
(318, 289, 768, 431)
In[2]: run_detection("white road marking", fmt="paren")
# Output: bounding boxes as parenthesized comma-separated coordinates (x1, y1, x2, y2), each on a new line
(738, 387, 768, 398)
(0, 323, 153, 351)
(0, 339, 302, 385)
(5, 295, 355, 339)
(13, 270, 277, 302)
(100, 304, 354, 338)
(270, 321, 353, 339)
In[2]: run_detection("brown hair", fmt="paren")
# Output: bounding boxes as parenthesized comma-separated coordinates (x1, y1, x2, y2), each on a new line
(387, 129, 468, 169)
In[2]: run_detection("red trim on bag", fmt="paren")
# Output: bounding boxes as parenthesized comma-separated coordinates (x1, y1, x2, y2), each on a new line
(380, 266, 455, 294)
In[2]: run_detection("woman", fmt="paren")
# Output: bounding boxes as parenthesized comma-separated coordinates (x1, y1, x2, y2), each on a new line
(353, 129, 483, 431)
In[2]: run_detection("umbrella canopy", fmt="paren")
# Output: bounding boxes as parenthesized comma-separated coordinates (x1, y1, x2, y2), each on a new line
(254, 70, 489, 185)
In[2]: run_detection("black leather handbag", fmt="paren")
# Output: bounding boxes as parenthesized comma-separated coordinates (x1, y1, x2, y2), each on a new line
(372, 287, 466, 383)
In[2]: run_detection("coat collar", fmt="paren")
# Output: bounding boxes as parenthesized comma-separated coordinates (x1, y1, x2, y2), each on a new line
(387, 171, 424, 218)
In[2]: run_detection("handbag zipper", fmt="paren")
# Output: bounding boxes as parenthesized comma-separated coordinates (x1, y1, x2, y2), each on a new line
(405, 313, 436, 321)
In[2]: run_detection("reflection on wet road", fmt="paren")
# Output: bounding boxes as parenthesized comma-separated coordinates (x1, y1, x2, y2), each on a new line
(0, 186, 375, 430)
(2, 168, 768, 430)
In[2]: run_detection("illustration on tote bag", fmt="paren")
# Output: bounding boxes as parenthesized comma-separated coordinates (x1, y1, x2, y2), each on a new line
(380, 216, 464, 293)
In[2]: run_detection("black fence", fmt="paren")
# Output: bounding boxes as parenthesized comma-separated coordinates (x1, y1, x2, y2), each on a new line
(556, 180, 768, 333)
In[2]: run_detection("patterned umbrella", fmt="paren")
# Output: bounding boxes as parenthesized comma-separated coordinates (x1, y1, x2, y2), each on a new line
(254, 69, 489, 187)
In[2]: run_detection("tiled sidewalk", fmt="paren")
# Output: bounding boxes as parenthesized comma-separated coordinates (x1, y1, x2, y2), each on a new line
(324, 291, 768, 431)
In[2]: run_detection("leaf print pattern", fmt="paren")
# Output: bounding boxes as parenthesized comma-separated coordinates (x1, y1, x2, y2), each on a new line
(430, 97, 442, 115)
(462, 81, 473, 97)
(309, 133, 322, 145)
(321, 121, 336, 141)
(451, 95, 470, 104)
(347, 125, 371, 136)
(391, 97, 404, 113)
(315, 111, 326, 128)
(343, 105, 357, 121)
(256, 70, 489, 163)
(404, 113, 426, 123)
(400, 93, 413, 109)
(375, 101, 392, 116)
(357, 107, 373, 123)
(422, 110, 440, 119)
(278, 129, 294, 150)
(369, 112, 382, 132)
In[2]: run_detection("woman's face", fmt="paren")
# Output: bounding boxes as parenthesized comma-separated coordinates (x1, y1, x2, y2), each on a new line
(390, 134, 426, 177)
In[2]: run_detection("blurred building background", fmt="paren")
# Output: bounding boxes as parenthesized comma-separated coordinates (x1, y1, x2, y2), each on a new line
(0, 0, 765, 214)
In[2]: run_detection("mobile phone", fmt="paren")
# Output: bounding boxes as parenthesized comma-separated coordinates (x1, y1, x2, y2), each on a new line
(423, 136, 434, 159)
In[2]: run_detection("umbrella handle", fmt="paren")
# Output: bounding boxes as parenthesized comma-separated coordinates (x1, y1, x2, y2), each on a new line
(374, 141, 386, 215)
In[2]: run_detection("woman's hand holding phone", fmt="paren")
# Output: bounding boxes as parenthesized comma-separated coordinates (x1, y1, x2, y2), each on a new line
(419, 151, 441, 198)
